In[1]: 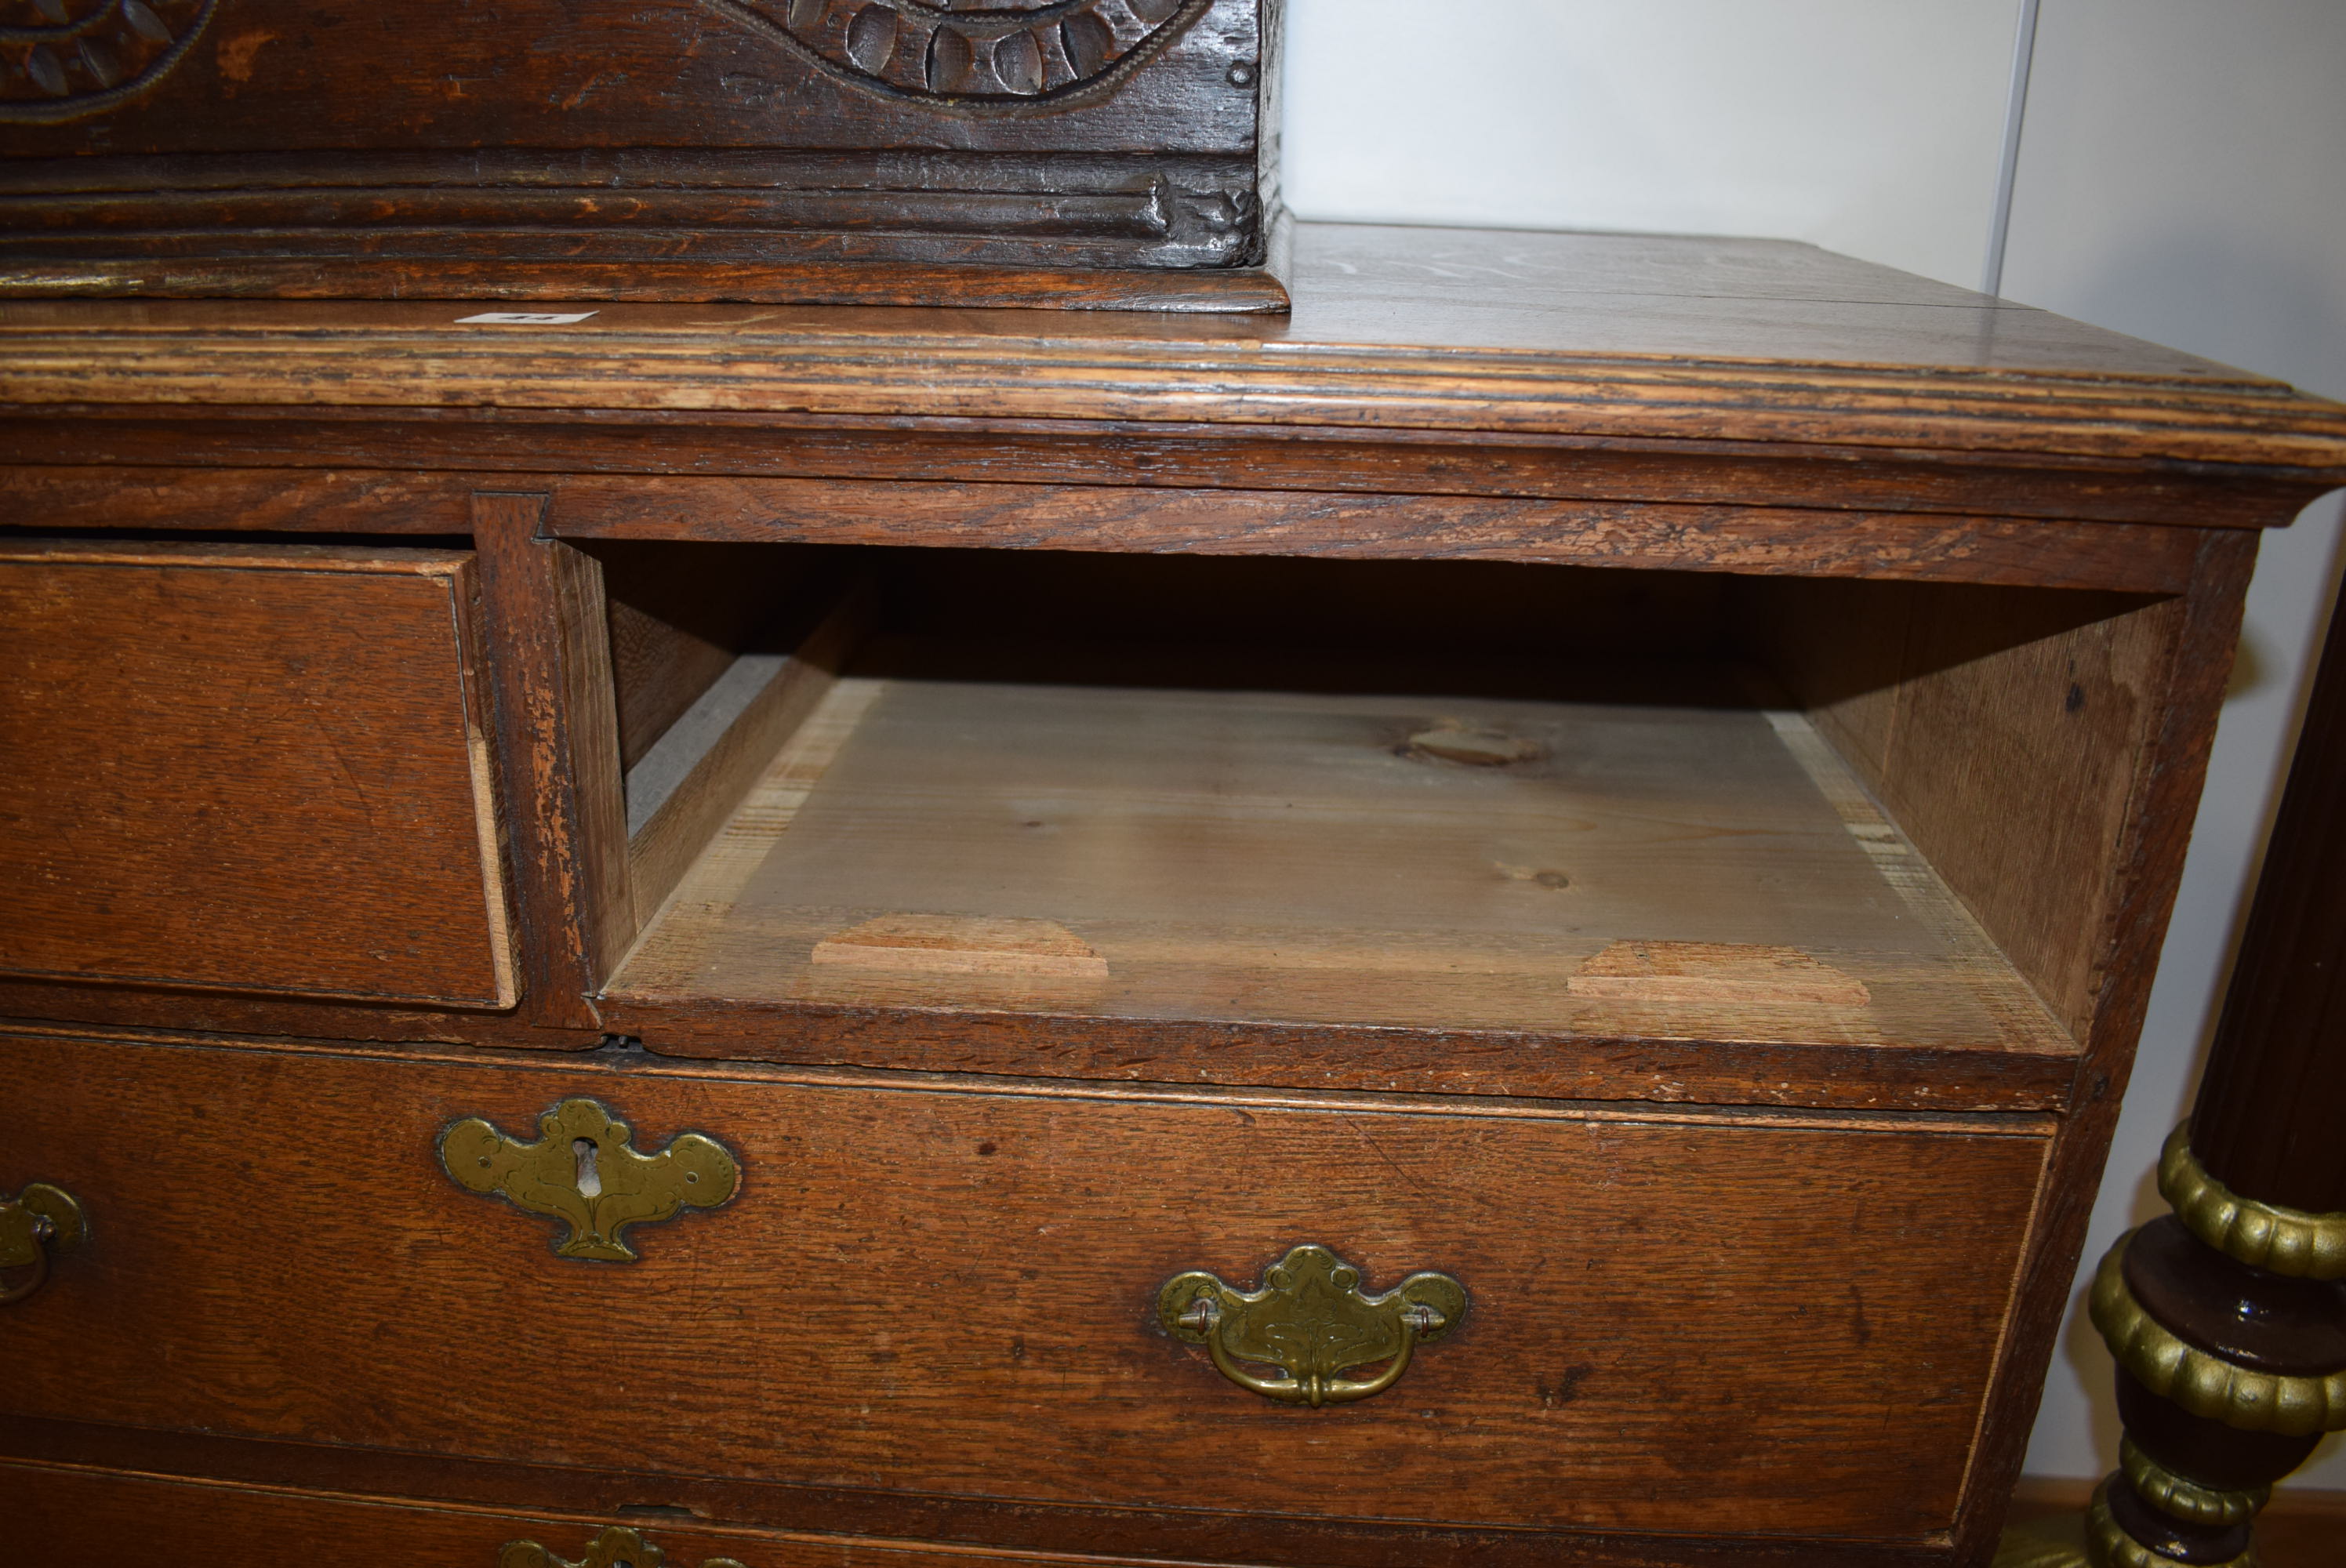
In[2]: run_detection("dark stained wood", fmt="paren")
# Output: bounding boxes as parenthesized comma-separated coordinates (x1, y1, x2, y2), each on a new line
(0, 255, 1297, 314)
(0, 1031, 2047, 1544)
(0, 539, 514, 1006)
(549, 474, 2206, 593)
(0, 978, 596, 1049)
(2120, 1217, 2346, 1373)
(471, 499, 633, 1030)
(2190, 554, 2346, 1211)
(1947, 531, 2261, 1566)
(0, 459, 2221, 593)
(2104, 1480, 2253, 1563)
(0, 463, 474, 533)
(1, 416, 2329, 534)
(3, 1460, 1181, 1568)
(0, 2, 1284, 307)
(0, 1445, 1959, 1568)
(4, 228, 2346, 473)
(2113, 1370, 2326, 1493)
(624, 1004, 2078, 1114)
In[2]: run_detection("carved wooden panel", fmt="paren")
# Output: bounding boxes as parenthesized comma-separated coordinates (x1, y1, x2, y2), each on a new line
(0, 0, 1283, 305)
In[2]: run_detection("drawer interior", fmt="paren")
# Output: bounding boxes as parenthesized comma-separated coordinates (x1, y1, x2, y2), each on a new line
(589, 544, 2173, 1105)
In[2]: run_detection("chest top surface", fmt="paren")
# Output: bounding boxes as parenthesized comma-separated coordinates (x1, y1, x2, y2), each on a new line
(4, 223, 2345, 476)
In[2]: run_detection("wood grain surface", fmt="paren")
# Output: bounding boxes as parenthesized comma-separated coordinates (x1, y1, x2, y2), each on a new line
(0, 462, 2223, 593)
(0, 0, 1281, 301)
(4, 227, 2344, 472)
(1, 419, 2323, 534)
(473, 506, 634, 1028)
(626, 587, 870, 932)
(547, 474, 2212, 593)
(1, 1461, 1197, 1568)
(0, 539, 514, 1005)
(0, 255, 1299, 314)
(0, 1031, 2048, 1542)
(1753, 581, 2178, 1040)
(0, 1447, 1969, 1568)
(0, 5, 1266, 156)
(606, 641, 2075, 1101)
(1944, 531, 2261, 1564)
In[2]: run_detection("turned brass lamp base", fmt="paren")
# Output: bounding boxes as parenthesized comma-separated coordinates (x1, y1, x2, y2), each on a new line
(1996, 1515, 2093, 1568)
(1995, 1483, 2265, 1568)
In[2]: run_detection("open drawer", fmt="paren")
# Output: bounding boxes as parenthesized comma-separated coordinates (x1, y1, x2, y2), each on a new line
(0, 540, 514, 1008)
(586, 546, 2174, 1115)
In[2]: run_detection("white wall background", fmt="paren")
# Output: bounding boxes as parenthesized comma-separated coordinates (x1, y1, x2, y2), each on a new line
(1281, 0, 2346, 1491)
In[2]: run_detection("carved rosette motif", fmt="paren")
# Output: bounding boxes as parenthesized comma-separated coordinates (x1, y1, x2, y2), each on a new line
(697, 0, 1216, 111)
(0, 0, 213, 122)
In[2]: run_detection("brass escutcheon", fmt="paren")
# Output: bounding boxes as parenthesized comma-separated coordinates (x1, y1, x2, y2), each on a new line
(440, 1098, 739, 1262)
(1157, 1243, 1467, 1407)
(499, 1524, 743, 1568)
(0, 1182, 85, 1307)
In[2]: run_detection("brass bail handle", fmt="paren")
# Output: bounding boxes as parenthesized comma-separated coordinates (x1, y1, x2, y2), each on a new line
(1157, 1243, 1468, 1408)
(0, 1183, 87, 1307)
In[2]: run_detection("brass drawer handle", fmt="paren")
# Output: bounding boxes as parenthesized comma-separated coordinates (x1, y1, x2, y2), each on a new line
(500, 1525, 743, 1568)
(1157, 1243, 1467, 1408)
(439, 1098, 739, 1262)
(0, 1182, 85, 1307)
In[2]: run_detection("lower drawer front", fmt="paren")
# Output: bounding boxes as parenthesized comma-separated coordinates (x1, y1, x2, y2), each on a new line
(3, 1462, 1148, 1567)
(0, 1034, 2046, 1541)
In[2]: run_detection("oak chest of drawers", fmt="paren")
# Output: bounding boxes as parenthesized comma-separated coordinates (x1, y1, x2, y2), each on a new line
(5, 224, 2346, 1566)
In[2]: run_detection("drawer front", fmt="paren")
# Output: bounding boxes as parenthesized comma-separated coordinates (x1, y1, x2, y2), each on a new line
(2, 1461, 1156, 1568)
(0, 1033, 2046, 1542)
(0, 543, 514, 1007)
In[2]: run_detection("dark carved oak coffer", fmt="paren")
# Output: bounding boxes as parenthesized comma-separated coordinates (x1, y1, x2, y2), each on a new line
(0, 0, 1287, 309)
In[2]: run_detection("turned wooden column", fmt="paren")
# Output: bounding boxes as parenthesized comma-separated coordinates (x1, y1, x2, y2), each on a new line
(2065, 587, 2346, 1566)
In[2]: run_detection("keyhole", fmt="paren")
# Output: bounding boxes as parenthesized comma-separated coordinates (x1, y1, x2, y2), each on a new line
(572, 1137, 603, 1198)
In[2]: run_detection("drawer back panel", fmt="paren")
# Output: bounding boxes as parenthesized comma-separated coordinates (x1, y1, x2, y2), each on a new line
(0, 543, 514, 1007)
(0, 1035, 2050, 1543)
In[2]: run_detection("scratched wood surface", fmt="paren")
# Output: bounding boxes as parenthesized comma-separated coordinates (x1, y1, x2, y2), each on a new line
(0, 1032, 2047, 1541)
(0, 539, 514, 1006)
(5, 227, 2346, 471)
